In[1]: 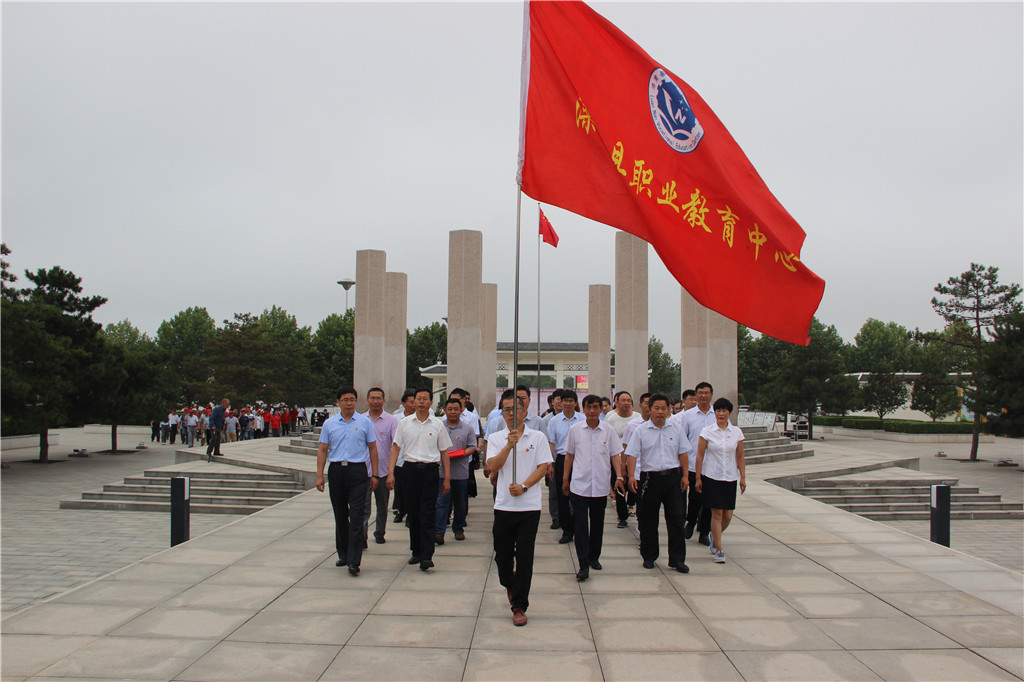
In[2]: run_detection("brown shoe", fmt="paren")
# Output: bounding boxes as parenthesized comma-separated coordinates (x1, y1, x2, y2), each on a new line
(434, 533, 445, 546)
(454, 532, 466, 541)
(512, 608, 527, 626)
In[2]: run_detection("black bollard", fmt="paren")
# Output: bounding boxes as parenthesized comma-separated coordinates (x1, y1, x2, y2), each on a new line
(930, 484, 950, 547)
(170, 476, 190, 546)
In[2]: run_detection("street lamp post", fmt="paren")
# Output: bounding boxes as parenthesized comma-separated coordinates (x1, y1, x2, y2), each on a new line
(337, 278, 355, 311)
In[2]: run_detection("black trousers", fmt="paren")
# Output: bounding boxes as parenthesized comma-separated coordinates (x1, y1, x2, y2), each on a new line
(614, 469, 635, 521)
(554, 455, 573, 537)
(493, 509, 540, 612)
(638, 468, 686, 565)
(403, 462, 439, 561)
(205, 429, 221, 458)
(391, 464, 406, 516)
(686, 470, 711, 534)
(328, 462, 369, 567)
(570, 493, 607, 567)
(363, 478, 391, 542)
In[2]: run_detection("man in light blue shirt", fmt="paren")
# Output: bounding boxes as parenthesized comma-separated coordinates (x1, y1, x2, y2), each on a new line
(547, 389, 584, 544)
(316, 386, 378, 577)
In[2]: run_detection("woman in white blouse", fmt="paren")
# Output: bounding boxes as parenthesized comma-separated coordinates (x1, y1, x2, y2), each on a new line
(694, 398, 746, 564)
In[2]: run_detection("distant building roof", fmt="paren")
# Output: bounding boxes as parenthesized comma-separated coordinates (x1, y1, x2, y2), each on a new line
(496, 342, 589, 352)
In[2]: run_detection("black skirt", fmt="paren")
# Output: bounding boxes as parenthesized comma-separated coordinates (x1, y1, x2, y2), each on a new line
(701, 475, 737, 510)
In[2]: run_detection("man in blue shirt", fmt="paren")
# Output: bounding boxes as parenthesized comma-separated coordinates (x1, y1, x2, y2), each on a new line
(316, 387, 379, 577)
(206, 398, 229, 461)
(547, 389, 584, 544)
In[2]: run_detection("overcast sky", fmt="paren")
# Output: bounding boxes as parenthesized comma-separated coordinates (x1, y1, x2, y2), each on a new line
(3, 2, 1021, 359)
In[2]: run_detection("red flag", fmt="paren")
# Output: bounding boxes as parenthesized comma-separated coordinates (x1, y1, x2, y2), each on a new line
(517, 1, 824, 344)
(539, 207, 559, 247)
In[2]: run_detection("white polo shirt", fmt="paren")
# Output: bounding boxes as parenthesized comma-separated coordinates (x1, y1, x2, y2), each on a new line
(394, 413, 452, 464)
(488, 428, 553, 512)
(566, 420, 620, 497)
(699, 422, 744, 482)
(625, 419, 687, 473)
(672, 405, 716, 471)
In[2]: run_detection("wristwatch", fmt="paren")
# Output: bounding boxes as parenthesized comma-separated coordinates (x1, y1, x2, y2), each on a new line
(521, 483, 529, 492)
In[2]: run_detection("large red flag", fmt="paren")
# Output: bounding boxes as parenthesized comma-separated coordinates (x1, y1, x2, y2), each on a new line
(539, 207, 559, 247)
(517, 1, 824, 344)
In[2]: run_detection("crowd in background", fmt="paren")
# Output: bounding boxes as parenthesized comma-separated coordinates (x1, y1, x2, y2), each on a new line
(150, 404, 308, 447)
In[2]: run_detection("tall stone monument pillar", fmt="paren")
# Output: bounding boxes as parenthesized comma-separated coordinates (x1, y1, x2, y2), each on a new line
(447, 230, 483, 406)
(354, 250, 387, 395)
(680, 289, 709, 391)
(681, 289, 739, 411)
(588, 284, 611, 400)
(614, 232, 648, 396)
(479, 283, 498, 413)
(383, 271, 408, 413)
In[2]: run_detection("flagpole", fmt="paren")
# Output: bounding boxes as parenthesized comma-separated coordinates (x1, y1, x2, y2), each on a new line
(536, 207, 542, 410)
(511, 188, 523, 483)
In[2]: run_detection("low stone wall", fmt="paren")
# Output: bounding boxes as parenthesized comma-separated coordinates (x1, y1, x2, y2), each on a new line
(83, 424, 151, 436)
(1, 433, 61, 450)
(821, 426, 994, 444)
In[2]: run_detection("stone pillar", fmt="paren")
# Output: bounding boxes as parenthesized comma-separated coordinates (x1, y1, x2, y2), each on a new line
(681, 289, 739, 414)
(588, 284, 611, 400)
(614, 232, 648, 396)
(479, 283, 498, 414)
(708, 311, 739, 412)
(354, 250, 387, 395)
(680, 288, 709, 393)
(447, 230, 483, 406)
(383, 272, 408, 413)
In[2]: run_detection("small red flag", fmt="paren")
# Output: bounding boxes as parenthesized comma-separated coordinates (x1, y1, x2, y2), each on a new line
(517, 1, 824, 344)
(539, 207, 559, 247)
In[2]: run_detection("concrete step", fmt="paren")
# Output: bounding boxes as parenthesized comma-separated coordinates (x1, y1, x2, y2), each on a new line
(278, 444, 318, 457)
(805, 493, 1004, 505)
(59, 499, 262, 514)
(746, 449, 815, 465)
(103, 483, 302, 498)
(81, 491, 295, 506)
(795, 485, 980, 496)
(122, 475, 305, 490)
(801, 477, 959, 488)
(142, 469, 296, 482)
(833, 501, 1024, 513)
(744, 442, 807, 456)
(858, 510, 1024, 521)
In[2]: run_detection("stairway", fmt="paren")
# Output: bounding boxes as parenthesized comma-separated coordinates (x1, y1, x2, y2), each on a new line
(60, 468, 310, 514)
(795, 474, 1024, 521)
(741, 426, 814, 465)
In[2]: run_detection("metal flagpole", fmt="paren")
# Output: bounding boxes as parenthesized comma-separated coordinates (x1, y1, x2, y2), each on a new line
(536, 206, 542, 412)
(511, 188, 524, 482)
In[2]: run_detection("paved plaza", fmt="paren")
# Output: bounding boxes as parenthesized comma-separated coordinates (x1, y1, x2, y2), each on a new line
(1, 428, 1022, 680)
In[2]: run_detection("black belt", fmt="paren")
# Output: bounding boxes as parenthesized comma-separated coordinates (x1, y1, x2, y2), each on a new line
(329, 461, 366, 467)
(405, 461, 438, 468)
(644, 467, 681, 476)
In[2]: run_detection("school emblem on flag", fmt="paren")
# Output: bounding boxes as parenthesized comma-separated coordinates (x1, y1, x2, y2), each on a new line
(649, 68, 703, 154)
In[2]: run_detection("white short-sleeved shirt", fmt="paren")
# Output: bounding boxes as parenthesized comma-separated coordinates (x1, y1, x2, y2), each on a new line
(672, 405, 716, 471)
(604, 410, 635, 438)
(624, 419, 686, 473)
(394, 414, 452, 464)
(487, 428, 553, 512)
(699, 423, 744, 482)
(566, 421, 620, 497)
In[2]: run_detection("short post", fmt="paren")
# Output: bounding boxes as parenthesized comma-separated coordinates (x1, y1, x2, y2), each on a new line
(930, 484, 950, 547)
(170, 476, 190, 546)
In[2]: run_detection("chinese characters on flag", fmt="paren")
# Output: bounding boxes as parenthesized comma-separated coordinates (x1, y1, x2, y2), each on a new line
(517, 1, 825, 344)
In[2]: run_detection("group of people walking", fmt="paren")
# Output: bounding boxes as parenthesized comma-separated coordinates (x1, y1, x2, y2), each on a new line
(314, 379, 746, 628)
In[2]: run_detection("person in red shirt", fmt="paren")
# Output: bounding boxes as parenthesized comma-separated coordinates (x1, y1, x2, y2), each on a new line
(281, 407, 291, 435)
(269, 410, 282, 437)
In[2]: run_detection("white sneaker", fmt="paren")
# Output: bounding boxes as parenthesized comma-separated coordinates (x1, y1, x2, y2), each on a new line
(714, 550, 726, 564)
(709, 539, 717, 555)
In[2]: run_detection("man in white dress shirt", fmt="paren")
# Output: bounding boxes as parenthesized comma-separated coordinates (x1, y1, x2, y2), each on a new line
(672, 382, 716, 546)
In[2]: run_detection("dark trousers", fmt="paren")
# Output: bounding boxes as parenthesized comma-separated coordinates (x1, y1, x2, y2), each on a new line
(328, 462, 369, 567)
(168, 426, 177, 444)
(403, 462, 440, 561)
(686, 470, 711, 534)
(205, 429, 221, 459)
(554, 455, 573, 537)
(638, 468, 686, 565)
(363, 477, 391, 541)
(614, 470, 635, 521)
(493, 509, 540, 612)
(392, 465, 406, 517)
(571, 494, 607, 567)
(436, 478, 468, 537)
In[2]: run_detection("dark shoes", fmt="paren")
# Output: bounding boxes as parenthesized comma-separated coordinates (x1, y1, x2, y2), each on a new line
(335, 559, 347, 567)
(408, 555, 421, 565)
(589, 559, 602, 570)
(697, 533, 711, 546)
(642, 559, 656, 569)
(419, 560, 434, 571)
(576, 567, 589, 582)
(454, 532, 466, 541)
(435, 533, 445, 545)
(684, 522, 695, 539)
(512, 608, 528, 626)
(558, 533, 573, 544)
(550, 520, 560, 530)
(374, 536, 386, 544)
(617, 519, 627, 528)
(675, 563, 690, 574)
(348, 566, 360, 577)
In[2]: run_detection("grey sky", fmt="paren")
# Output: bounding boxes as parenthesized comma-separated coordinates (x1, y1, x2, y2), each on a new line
(3, 2, 1021, 359)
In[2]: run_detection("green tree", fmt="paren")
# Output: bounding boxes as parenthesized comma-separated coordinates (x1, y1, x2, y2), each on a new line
(977, 311, 1024, 437)
(860, 372, 910, 420)
(156, 307, 217, 405)
(648, 336, 681, 397)
(406, 322, 447, 389)
(850, 318, 920, 372)
(911, 330, 963, 421)
(931, 263, 1023, 460)
(738, 325, 791, 405)
(311, 309, 354, 395)
(255, 306, 319, 404)
(757, 318, 859, 437)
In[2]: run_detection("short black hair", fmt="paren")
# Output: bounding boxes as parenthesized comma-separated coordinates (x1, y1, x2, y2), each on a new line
(336, 386, 358, 400)
(367, 387, 385, 398)
(639, 392, 651, 404)
(613, 390, 632, 402)
(445, 397, 462, 408)
(414, 387, 432, 399)
(681, 389, 696, 400)
(501, 388, 515, 402)
(515, 384, 530, 395)
(401, 388, 417, 402)
(449, 387, 467, 398)
(649, 393, 671, 409)
(713, 397, 734, 413)
(561, 389, 578, 404)
(695, 381, 713, 393)
(581, 394, 602, 408)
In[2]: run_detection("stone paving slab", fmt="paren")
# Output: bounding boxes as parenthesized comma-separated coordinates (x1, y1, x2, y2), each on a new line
(2, 430, 1022, 681)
